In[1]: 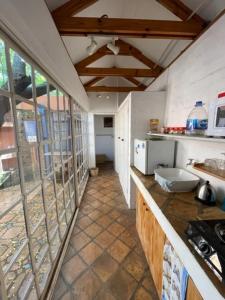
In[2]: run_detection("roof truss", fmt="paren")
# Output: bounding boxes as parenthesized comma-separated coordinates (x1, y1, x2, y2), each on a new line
(53, 17, 203, 39)
(156, 0, 206, 26)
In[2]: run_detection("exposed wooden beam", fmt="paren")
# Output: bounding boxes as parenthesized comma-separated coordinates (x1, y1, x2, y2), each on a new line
(124, 77, 147, 89)
(156, 0, 206, 26)
(54, 17, 203, 39)
(117, 40, 163, 73)
(75, 48, 107, 69)
(84, 77, 105, 87)
(77, 67, 159, 77)
(86, 86, 145, 92)
(52, 0, 98, 18)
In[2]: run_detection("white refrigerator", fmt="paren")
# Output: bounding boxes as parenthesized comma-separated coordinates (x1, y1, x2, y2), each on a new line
(134, 139, 175, 175)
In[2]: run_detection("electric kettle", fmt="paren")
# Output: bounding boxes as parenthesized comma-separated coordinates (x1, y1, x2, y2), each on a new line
(195, 181, 216, 206)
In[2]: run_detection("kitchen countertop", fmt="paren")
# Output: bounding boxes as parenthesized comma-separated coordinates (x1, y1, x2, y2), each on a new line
(130, 166, 225, 300)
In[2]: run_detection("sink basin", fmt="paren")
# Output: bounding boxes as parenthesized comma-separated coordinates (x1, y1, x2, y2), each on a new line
(154, 168, 200, 192)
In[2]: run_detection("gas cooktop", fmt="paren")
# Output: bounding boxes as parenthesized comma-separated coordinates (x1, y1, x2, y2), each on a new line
(186, 219, 225, 283)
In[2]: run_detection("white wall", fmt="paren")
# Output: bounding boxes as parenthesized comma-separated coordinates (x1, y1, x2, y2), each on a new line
(88, 93, 118, 113)
(0, 0, 89, 110)
(147, 13, 225, 201)
(94, 115, 114, 161)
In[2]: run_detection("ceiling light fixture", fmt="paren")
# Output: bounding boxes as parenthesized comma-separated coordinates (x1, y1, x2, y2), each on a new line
(86, 36, 97, 56)
(107, 37, 120, 55)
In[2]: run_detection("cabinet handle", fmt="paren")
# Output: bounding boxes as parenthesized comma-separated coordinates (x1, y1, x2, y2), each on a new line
(118, 137, 120, 139)
(121, 138, 124, 141)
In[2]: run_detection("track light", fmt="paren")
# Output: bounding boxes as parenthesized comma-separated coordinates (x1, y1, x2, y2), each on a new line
(86, 37, 97, 55)
(107, 38, 120, 55)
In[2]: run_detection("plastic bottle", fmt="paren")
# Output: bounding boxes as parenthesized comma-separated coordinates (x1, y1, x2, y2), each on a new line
(186, 101, 208, 135)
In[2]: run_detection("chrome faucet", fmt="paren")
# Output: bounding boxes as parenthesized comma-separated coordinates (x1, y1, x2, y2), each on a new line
(186, 158, 195, 167)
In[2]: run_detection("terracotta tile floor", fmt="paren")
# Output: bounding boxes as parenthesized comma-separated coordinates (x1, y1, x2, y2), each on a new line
(53, 163, 159, 300)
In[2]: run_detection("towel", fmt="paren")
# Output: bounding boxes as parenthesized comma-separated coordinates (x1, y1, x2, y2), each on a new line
(162, 241, 189, 300)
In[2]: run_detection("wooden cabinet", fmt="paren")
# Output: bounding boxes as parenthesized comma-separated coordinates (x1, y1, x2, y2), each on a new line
(136, 189, 165, 298)
(136, 188, 203, 300)
(186, 278, 203, 300)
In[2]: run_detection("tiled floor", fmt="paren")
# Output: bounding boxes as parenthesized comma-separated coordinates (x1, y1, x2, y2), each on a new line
(53, 163, 159, 300)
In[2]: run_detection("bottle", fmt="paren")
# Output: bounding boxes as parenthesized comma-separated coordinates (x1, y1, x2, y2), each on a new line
(186, 101, 208, 135)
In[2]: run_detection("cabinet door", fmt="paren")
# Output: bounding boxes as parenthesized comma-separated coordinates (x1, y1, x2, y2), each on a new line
(186, 278, 203, 300)
(136, 189, 166, 298)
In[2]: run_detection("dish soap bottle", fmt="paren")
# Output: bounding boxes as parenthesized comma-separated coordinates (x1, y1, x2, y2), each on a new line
(186, 101, 208, 135)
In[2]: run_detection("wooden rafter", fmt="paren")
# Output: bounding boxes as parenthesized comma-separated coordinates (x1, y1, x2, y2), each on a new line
(83, 77, 104, 87)
(124, 77, 147, 89)
(85, 86, 145, 92)
(156, 0, 206, 26)
(75, 39, 163, 75)
(116, 40, 163, 73)
(76, 67, 158, 77)
(52, 0, 98, 18)
(54, 17, 203, 39)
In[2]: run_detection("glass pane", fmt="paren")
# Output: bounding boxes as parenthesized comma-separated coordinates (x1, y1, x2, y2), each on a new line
(46, 202, 58, 235)
(37, 253, 51, 293)
(59, 213, 67, 237)
(50, 230, 60, 260)
(66, 205, 72, 224)
(49, 86, 59, 141)
(0, 202, 27, 270)
(0, 39, 8, 90)
(31, 221, 48, 266)
(27, 186, 45, 232)
(55, 164, 63, 193)
(5, 245, 33, 299)
(20, 146, 40, 193)
(26, 284, 38, 300)
(64, 183, 70, 207)
(69, 176, 75, 198)
(43, 176, 55, 206)
(35, 71, 50, 141)
(0, 97, 16, 150)
(40, 143, 52, 177)
(10, 49, 33, 100)
(16, 100, 37, 146)
(0, 153, 21, 214)
(56, 190, 64, 216)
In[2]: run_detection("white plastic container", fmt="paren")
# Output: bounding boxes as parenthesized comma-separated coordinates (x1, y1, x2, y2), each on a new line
(186, 101, 208, 135)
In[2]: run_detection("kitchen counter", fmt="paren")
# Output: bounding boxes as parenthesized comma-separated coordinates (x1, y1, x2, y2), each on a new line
(130, 166, 225, 300)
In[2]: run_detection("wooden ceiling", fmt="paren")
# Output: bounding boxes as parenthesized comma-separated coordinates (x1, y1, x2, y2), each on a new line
(52, 0, 207, 93)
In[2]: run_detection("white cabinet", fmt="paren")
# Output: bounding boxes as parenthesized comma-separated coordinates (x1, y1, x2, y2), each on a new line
(115, 91, 166, 208)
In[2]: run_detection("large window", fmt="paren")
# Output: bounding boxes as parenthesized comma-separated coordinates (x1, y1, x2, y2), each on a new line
(73, 102, 89, 202)
(0, 32, 88, 299)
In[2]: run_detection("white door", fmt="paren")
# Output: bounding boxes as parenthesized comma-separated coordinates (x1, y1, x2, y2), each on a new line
(119, 102, 129, 201)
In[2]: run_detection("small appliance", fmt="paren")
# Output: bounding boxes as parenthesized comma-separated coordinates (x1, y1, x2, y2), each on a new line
(195, 180, 216, 206)
(134, 139, 175, 175)
(186, 219, 225, 283)
(207, 92, 225, 137)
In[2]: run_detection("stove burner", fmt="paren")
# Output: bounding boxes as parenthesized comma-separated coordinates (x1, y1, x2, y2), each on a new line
(186, 219, 225, 284)
(215, 223, 225, 244)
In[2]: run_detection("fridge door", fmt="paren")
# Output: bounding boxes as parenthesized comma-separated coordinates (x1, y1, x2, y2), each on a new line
(134, 139, 147, 174)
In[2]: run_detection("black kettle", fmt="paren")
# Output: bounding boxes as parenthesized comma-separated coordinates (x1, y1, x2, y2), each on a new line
(195, 181, 216, 206)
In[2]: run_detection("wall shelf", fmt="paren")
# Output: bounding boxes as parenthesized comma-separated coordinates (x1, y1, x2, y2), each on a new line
(146, 133, 225, 144)
(193, 163, 225, 182)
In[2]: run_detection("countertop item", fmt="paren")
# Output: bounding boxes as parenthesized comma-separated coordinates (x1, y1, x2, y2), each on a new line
(196, 180, 216, 206)
(154, 168, 200, 192)
(130, 166, 225, 300)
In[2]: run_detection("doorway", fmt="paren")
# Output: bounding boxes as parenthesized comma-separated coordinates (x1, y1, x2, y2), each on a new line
(94, 114, 114, 166)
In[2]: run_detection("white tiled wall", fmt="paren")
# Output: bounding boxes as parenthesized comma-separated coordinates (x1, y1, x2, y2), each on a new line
(147, 14, 225, 202)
